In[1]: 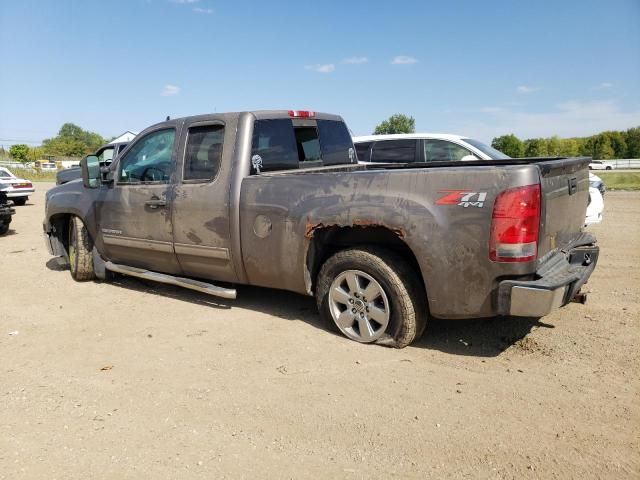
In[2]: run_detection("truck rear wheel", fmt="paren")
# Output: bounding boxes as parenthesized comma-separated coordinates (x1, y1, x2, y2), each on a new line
(315, 247, 427, 348)
(68, 216, 96, 281)
(0, 221, 8, 235)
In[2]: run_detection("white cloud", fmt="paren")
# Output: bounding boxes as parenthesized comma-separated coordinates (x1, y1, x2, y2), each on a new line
(458, 100, 640, 142)
(516, 85, 541, 94)
(304, 64, 335, 73)
(595, 82, 613, 89)
(391, 55, 418, 65)
(161, 84, 180, 96)
(343, 56, 368, 64)
(193, 7, 213, 13)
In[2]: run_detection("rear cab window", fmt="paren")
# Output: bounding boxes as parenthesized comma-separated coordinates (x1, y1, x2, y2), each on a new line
(316, 119, 354, 165)
(251, 117, 355, 174)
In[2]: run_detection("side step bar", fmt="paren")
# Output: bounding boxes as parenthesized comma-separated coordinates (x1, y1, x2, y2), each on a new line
(105, 261, 237, 300)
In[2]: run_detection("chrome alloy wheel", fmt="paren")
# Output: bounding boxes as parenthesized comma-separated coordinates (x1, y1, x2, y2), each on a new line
(328, 269, 390, 343)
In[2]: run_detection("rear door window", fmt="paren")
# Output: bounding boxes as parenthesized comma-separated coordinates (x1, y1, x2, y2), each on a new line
(184, 124, 224, 182)
(317, 120, 355, 165)
(251, 119, 299, 173)
(370, 139, 417, 163)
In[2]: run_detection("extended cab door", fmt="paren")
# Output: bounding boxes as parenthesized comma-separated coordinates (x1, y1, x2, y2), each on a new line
(96, 126, 181, 274)
(170, 119, 237, 282)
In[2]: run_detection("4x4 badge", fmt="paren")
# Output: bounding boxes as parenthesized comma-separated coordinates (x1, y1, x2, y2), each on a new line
(436, 190, 488, 208)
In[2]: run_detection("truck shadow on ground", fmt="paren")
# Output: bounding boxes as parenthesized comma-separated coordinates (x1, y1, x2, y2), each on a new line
(46, 262, 552, 357)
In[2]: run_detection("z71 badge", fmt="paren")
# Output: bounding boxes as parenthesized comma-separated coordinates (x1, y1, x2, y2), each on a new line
(436, 190, 488, 208)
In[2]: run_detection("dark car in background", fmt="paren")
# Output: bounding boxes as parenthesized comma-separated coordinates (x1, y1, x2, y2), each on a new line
(56, 141, 130, 185)
(0, 188, 15, 235)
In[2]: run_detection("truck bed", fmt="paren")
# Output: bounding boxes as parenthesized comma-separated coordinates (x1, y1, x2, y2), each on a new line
(240, 156, 591, 318)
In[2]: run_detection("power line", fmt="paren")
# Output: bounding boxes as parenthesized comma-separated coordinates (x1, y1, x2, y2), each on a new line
(0, 139, 43, 145)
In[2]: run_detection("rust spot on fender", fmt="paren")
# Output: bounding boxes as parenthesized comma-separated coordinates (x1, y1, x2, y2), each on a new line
(304, 218, 406, 239)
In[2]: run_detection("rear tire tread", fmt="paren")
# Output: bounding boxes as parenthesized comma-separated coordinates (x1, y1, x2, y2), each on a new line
(316, 246, 427, 348)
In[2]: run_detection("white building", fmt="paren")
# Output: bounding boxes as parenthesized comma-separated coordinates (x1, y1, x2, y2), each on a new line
(109, 131, 138, 144)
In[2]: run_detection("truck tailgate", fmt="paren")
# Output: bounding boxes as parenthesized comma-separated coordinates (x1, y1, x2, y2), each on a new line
(536, 157, 591, 258)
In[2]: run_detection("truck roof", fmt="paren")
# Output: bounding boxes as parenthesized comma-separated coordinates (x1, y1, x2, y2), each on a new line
(145, 110, 344, 132)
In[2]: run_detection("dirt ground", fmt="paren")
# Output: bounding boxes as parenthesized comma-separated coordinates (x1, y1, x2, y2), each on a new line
(1, 184, 638, 479)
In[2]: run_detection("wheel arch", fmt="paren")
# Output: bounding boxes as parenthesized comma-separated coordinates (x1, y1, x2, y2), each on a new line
(304, 225, 427, 303)
(47, 212, 73, 260)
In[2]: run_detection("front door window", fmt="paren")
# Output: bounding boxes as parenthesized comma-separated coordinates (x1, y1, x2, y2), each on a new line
(118, 129, 175, 183)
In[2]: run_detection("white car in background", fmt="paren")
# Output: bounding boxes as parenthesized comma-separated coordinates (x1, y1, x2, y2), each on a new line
(589, 160, 615, 170)
(353, 133, 510, 164)
(0, 167, 35, 206)
(353, 133, 604, 227)
(585, 186, 604, 226)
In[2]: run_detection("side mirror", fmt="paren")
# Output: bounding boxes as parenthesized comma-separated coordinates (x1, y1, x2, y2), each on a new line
(81, 155, 100, 188)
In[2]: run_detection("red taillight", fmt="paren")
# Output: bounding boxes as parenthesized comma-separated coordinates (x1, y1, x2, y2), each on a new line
(288, 110, 315, 118)
(489, 184, 540, 262)
(15, 182, 32, 189)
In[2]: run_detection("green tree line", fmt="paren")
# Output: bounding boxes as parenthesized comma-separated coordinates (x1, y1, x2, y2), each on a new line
(492, 127, 640, 159)
(5, 123, 107, 163)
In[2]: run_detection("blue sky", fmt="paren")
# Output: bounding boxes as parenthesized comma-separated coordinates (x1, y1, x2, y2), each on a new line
(1, 0, 639, 146)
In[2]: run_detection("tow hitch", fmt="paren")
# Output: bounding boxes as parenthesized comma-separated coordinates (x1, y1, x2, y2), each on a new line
(571, 290, 588, 304)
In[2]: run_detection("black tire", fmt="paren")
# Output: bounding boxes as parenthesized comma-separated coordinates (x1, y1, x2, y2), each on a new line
(12, 197, 27, 206)
(68, 216, 96, 281)
(605, 166, 612, 170)
(315, 246, 427, 348)
(0, 222, 8, 235)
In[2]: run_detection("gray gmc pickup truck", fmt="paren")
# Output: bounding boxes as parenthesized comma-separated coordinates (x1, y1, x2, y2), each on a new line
(44, 110, 598, 348)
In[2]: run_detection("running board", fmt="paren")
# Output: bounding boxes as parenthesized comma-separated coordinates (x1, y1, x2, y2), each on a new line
(105, 261, 237, 300)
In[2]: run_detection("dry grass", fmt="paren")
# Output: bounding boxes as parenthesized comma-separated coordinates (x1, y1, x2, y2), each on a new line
(597, 172, 640, 191)
(7, 168, 58, 182)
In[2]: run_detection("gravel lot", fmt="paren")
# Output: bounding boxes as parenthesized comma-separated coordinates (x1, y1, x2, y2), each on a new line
(1, 184, 638, 479)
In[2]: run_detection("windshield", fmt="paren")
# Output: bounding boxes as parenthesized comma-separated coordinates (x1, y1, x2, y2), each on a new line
(462, 138, 511, 160)
(0, 169, 13, 178)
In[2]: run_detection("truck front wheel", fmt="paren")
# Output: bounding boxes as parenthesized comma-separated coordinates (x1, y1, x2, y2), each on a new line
(315, 247, 427, 348)
(68, 216, 96, 281)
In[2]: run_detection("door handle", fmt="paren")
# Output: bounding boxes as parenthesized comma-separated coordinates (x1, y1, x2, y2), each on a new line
(145, 197, 167, 209)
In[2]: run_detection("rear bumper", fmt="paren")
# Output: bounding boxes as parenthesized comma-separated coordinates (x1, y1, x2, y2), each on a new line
(497, 233, 599, 317)
(6, 189, 35, 197)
